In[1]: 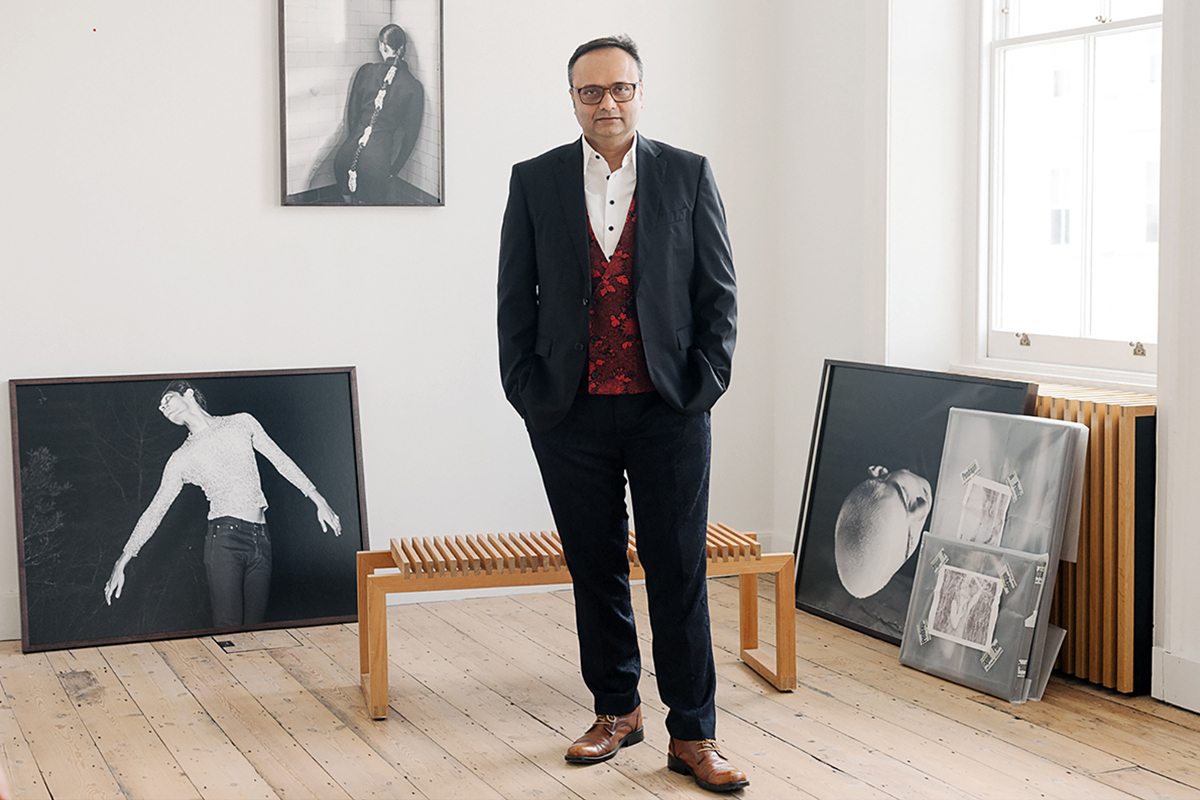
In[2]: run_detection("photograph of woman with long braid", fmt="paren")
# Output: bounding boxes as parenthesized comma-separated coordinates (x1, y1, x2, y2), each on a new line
(103, 379, 342, 628)
(280, 1, 443, 205)
(332, 24, 424, 203)
(11, 369, 366, 652)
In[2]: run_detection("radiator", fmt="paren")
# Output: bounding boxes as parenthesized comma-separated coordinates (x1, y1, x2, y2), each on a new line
(1036, 385, 1157, 693)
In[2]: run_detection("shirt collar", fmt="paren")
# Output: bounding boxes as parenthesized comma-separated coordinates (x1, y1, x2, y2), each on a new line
(582, 133, 638, 178)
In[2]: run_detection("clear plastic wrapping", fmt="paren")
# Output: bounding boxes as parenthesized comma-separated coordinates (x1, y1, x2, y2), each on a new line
(898, 408, 1088, 702)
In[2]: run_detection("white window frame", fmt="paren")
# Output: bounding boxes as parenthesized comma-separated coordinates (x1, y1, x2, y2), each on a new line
(980, 6, 1162, 381)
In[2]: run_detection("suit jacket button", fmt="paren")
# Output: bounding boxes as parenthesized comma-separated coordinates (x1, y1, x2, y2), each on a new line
(575, 343, 584, 351)
(581, 298, 590, 306)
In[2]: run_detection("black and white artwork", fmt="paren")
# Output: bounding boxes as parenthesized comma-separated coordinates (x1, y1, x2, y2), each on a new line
(793, 361, 1037, 644)
(928, 565, 1003, 651)
(957, 476, 1012, 546)
(9, 368, 367, 652)
(279, 0, 443, 205)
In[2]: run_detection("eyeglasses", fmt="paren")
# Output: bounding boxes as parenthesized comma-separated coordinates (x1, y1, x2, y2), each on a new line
(573, 82, 638, 105)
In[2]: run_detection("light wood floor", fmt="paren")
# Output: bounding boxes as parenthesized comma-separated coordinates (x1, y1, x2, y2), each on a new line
(1, 576, 1198, 799)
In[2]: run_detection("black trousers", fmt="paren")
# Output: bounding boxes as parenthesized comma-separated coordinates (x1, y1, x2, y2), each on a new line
(527, 392, 717, 740)
(204, 516, 272, 628)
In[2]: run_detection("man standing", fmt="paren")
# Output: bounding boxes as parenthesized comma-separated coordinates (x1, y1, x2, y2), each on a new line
(497, 35, 744, 793)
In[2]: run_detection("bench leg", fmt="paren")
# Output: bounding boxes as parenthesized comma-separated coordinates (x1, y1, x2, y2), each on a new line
(363, 576, 390, 719)
(737, 554, 796, 691)
(773, 554, 796, 690)
(357, 551, 395, 720)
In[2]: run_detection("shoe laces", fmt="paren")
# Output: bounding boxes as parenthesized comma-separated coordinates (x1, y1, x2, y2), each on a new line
(696, 739, 721, 755)
(592, 714, 618, 729)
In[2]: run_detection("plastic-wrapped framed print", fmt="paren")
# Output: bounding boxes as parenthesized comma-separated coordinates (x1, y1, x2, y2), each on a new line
(793, 360, 1037, 644)
(9, 367, 367, 652)
(279, 0, 444, 206)
(898, 408, 1089, 702)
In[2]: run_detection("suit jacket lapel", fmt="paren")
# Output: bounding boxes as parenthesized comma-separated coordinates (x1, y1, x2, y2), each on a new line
(634, 135, 665, 294)
(553, 140, 590, 285)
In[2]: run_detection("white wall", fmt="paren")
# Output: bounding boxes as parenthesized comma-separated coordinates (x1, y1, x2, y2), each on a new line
(0, 1, 781, 640)
(771, 1, 890, 544)
(1153, 0, 1200, 712)
(886, 0, 969, 372)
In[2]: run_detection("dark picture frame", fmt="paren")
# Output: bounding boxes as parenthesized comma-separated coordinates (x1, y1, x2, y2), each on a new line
(793, 360, 1036, 644)
(279, 0, 444, 206)
(9, 367, 368, 652)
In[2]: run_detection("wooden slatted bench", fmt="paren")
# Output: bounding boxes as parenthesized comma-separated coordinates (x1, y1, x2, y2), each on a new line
(356, 523, 796, 720)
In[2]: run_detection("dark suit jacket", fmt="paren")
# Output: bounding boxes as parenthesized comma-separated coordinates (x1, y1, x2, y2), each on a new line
(498, 135, 736, 432)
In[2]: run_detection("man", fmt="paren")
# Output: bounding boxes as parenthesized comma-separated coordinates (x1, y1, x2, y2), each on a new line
(497, 35, 744, 793)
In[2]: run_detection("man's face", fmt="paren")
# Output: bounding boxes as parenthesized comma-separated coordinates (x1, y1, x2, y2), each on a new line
(158, 391, 187, 425)
(570, 47, 642, 151)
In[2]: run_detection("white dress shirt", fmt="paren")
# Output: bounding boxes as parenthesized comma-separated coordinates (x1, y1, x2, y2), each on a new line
(582, 134, 638, 259)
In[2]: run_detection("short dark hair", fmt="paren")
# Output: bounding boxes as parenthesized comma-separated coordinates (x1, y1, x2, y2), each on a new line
(379, 24, 407, 57)
(162, 379, 207, 411)
(567, 35, 643, 86)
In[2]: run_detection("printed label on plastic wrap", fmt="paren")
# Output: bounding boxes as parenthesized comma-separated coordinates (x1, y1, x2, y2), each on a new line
(1017, 658, 1028, 678)
(961, 460, 980, 484)
(931, 548, 950, 572)
(1000, 562, 1018, 594)
(980, 639, 1004, 672)
(1035, 564, 1047, 585)
(1006, 470, 1024, 501)
(918, 620, 931, 645)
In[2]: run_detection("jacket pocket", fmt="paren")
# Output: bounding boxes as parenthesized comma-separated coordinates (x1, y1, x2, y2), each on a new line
(675, 325, 693, 350)
(655, 205, 691, 228)
(535, 336, 553, 357)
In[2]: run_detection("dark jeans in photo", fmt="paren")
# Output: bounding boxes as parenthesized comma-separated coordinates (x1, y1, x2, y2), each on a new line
(204, 516, 272, 628)
(527, 392, 717, 741)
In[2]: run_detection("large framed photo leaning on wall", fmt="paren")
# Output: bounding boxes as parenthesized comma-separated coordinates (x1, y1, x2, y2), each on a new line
(279, 0, 444, 206)
(793, 360, 1037, 644)
(9, 367, 367, 652)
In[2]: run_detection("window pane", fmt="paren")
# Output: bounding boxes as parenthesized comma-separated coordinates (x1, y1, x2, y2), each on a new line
(1088, 27, 1161, 342)
(995, 40, 1086, 337)
(1010, 0, 1100, 38)
(1109, 1, 1163, 22)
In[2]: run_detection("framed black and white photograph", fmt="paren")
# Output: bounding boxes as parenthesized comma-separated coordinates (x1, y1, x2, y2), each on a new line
(279, 0, 443, 205)
(928, 565, 1003, 651)
(793, 360, 1036, 644)
(9, 367, 367, 652)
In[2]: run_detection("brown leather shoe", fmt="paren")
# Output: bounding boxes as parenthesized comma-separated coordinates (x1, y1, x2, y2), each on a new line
(668, 737, 749, 793)
(564, 706, 644, 764)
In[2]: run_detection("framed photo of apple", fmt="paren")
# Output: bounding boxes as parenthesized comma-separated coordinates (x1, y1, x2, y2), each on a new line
(792, 360, 1036, 644)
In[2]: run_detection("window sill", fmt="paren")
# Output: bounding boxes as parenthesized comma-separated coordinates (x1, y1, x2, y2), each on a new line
(953, 357, 1157, 394)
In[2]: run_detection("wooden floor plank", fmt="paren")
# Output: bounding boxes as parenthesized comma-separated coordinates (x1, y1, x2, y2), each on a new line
(431, 595, 862, 800)
(418, 597, 822, 800)
(512, 589, 980, 800)
(0, 644, 51, 800)
(775, 600, 1136, 776)
(276, 626, 506, 800)
(302, 623, 582, 800)
(1092, 766, 1200, 800)
(0, 574, 1197, 800)
(701, 582, 1138, 797)
(386, 604, 657, 799)
(47, 648, 201, 800)
(193, 637, 420, 799)
(153, 637, 355, 800)
(0, 645, 125, 799)
(101, 642, 280, 800)
(1069, 680, 1200, 734)
(653, 580, 1138, 799)
(972, 687, 1200, 789)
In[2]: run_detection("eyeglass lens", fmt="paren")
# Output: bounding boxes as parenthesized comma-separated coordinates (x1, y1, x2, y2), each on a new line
(576, 83, 636, 104)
